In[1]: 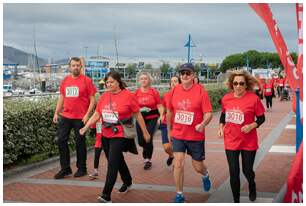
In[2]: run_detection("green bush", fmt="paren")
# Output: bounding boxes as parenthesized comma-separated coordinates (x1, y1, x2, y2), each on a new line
(3, 97, 94, 168)
(4, 85, 228, 167)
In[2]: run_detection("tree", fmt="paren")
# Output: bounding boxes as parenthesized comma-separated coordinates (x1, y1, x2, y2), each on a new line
(144, 64, 153, 70)
(126, 63, 137, 77)
(160, 62, 170, 78)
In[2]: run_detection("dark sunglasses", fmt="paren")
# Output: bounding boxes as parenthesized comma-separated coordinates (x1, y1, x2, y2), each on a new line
(180, 71, 191, 76)
(233, 81, 246, 86)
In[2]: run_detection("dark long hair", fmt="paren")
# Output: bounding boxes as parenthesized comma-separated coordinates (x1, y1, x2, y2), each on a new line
(104, 71, 127, 90)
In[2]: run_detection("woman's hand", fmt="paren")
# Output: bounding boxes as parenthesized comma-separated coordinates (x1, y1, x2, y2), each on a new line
(218, 128, 224, 138)
(241, 123, 256, 134)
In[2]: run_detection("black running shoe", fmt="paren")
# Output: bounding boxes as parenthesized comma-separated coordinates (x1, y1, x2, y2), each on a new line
(97, 194, 112, 203)
(73, 169, 87, 178)
(54, 168, 72, 179)
(144, 161, 152, 170)
(118, 183, 132, 193)
(166, 157, 174, 166)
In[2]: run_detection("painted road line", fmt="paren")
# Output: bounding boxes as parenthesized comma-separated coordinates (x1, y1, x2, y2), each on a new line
(285, 124, 296, 129)
(269, 145, 296, 154)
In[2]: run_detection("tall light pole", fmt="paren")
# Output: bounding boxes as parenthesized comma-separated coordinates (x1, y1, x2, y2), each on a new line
(184, 34, 196, 63)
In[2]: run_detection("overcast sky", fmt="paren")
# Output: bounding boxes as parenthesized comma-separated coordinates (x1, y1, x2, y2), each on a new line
(4, 3, 298, 63)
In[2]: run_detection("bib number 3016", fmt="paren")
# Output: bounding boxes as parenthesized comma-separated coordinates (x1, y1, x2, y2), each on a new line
(174, 110, 194, 125)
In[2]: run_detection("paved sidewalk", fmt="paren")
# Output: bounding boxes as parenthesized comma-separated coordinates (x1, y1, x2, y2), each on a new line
(3, 99, 296, 203)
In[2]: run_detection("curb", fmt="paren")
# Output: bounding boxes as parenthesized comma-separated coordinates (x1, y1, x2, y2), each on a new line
(3, 147, 94, 178)
(272, 183, 287, 203)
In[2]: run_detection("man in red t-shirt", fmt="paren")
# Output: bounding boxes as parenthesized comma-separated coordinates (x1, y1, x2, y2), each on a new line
(53, 57, 97, 179)
(167, 63, 213, 203)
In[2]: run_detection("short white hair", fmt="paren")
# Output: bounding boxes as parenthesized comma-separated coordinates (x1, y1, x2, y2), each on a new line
(137, 71, 153, 86)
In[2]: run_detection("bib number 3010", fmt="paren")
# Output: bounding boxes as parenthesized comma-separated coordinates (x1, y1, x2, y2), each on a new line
(225, 111, 244, 124)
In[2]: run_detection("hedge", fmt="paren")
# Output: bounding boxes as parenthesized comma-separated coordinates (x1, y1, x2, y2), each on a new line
(3, 85, 228, 167)
(3, 97, 94, 167)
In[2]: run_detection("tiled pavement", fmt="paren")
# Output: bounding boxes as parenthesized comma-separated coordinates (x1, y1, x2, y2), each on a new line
(3, 99, 297, 203)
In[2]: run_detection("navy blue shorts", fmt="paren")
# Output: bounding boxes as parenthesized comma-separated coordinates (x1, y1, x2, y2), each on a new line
(160, 123, 170, 144)
(172, 137, 205, 161)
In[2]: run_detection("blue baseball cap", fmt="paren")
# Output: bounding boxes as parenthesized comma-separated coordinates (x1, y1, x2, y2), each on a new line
(179, 63, 195, 72)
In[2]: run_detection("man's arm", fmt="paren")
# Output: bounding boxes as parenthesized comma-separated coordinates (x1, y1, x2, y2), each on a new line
(53, 94, 64, 123)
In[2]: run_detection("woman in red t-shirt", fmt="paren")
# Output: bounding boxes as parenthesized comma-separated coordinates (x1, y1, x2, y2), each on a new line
(134, 72, 163, 170)
(263, 78, 274, 112)
(218, 70, 265, 203)
(160, 76, 181, 167)
(80, 71, 150, 203)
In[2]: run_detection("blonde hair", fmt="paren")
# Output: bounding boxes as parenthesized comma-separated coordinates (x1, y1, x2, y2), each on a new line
(226, 70, 258, 91)
(137, 71, 153, 86)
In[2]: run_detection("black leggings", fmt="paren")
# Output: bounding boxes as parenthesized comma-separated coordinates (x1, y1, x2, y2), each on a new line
(94, 147, 103, 169)
(101, 138, 132, 200)
(265, 95, 273, 108)
(136, 118, 158, 160)
(225, 150, 257, 203)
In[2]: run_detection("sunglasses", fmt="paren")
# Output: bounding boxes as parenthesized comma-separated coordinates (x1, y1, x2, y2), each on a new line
(180, 71, 191, 76)
(233, 81, 246, 86)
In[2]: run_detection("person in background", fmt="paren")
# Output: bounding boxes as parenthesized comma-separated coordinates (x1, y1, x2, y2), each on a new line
(263, 78, 274, 112)
(134, 71, 163, 170)
(89, 118, 103, 179)
(53, 57, 97, 179)
(159, 76, 181, 167)
(218, 70, 265, 203)
(167, 63, 213, 203)
(254, 74, 263, 99)
(79, 71, 150, 203)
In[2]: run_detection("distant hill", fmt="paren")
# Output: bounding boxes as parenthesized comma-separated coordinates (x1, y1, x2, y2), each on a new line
(54, 58, 70, 65)
(3, 45, 47, 66)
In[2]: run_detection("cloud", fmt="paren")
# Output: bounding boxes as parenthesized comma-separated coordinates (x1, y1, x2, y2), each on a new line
(4, 3, 298, 63)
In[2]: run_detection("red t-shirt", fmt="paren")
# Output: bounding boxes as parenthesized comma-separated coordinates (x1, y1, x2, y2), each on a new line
(167, 84, 212, 141)
(60, 74, 97, 119)
(134, 87, 161, 120)
(96, 89, 140, 138)
(263, 83, 273, 96)
(277, 78, 285, 87)
(221, 91, 265, 150)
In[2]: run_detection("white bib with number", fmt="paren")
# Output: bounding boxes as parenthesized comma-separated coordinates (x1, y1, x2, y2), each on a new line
(174, 110, 194, 125)
(254, 86, 259, 90)
(66, 87, 79, 97)
(225, 110, 244, 125)
(266, 88, 271, 93)
(96, 122, 102, 134)
(102, 111, 118, 123)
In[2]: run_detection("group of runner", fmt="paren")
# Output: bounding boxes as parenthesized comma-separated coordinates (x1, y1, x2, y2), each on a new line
(254, 74, 289, 112)
(53, 57, 267, 203)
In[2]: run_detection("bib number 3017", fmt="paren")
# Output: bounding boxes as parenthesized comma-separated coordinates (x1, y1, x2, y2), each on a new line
(174, 110, 194, 125)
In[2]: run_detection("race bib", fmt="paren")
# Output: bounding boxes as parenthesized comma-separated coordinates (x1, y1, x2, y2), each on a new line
(279, 84, 283, 87)
(102, 111, 118, 123)
(96, 122, 102, 134)
(266, 88, 271, 93)
(66, 87, 79, 97)
(225, 110, 244, 125)
(254, 86, 259, 90)
(174, 110, 194, 125)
